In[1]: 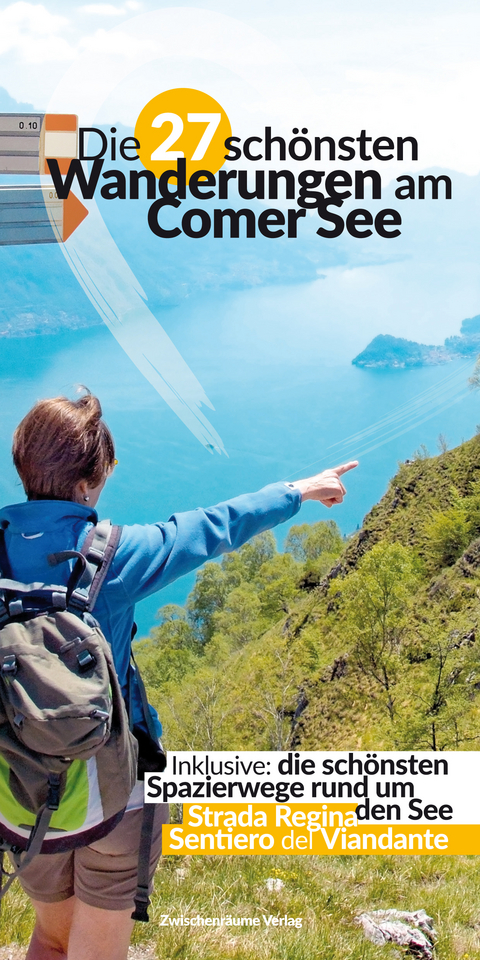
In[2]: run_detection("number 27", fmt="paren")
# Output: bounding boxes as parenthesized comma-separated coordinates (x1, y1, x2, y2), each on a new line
(151, 113, 221, 162)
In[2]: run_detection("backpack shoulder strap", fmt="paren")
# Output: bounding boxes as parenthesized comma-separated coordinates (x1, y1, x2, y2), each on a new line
(129, 649, 160, 742)
(84, 521, 122, 611)
(131, 803, 156, 923)
(0, 528, 12, 579)
(68, 521, 122, 613)
(0, 529, 11, 624)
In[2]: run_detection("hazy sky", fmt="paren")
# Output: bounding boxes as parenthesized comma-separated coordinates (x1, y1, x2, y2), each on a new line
(0, 0, 479, 487)
(0, 1, 479, 173)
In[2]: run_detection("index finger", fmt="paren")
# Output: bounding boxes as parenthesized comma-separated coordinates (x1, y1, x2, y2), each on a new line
(332, 461, 359, 476)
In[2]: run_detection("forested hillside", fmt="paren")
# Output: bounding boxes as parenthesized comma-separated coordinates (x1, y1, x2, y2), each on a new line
(136, 435, 480, 753)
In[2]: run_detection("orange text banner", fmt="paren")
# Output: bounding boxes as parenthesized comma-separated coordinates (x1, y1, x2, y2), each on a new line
(162, 804, 480, 856)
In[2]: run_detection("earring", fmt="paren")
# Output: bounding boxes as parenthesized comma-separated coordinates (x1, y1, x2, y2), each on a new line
(83, 496, 90, 502)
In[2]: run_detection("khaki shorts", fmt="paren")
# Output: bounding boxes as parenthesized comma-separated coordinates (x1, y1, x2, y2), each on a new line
(10, 804, 169, 912)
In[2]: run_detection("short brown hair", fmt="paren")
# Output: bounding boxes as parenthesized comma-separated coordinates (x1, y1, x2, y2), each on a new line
(13, 391, 115, 501)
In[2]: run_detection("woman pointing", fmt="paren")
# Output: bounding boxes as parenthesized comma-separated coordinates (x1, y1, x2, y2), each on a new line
(1, 390, 357, 960)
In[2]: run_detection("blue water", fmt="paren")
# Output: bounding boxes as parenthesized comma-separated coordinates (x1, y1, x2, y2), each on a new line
(0, 277, 478, 635)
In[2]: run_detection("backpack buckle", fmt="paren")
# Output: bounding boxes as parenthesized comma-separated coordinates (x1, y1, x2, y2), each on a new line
(1, 655, 17, 677)
(131, 887, 150, 923)
(86, 547, 104, 564)
(68, 589, 89, 613)
(77, 650, 97, 672)
(47, 774, 61, 811)
(8, 599, 23, 617)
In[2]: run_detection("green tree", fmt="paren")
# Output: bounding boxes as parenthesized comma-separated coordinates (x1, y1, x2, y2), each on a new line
(186, 533, 277, 644)
(250, 648, 298, 750)
(159, 669, 236, 750)
(341, 542, 420, 720)
(460, 477, 480, 540)
(397, 633, 478, 750)
(256, 553, 301, 619)
(186, 562, 228, 643)
(211, 584, 264, 648)
(423, 501, 471, 570)
(221, 531, 277, 584)
(285, 520, 343, 563)
(468, 355, 480, 390)
(135, 604, 201, 689)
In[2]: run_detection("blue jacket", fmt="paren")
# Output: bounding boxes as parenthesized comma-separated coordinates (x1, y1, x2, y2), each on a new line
(0, 482, 301, 733)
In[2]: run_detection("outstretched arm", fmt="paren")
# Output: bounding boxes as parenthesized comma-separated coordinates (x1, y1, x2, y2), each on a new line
(114, 463, 358, 602)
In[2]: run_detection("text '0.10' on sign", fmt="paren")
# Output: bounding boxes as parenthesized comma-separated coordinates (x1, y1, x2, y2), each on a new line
(0, 114, 78, 175)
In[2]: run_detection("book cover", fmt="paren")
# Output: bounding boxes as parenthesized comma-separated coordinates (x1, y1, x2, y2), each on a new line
(0, 1, 478, 957)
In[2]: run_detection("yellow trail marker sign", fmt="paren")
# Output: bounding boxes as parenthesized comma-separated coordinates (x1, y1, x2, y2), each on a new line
(0, 186, 88, 245)
(0, 114, 78, 175)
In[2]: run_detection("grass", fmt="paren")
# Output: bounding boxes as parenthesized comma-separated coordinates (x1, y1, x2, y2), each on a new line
(1, 854, 480, 959)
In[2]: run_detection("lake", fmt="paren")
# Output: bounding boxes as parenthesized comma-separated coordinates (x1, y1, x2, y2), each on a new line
(0, 276, 478, 635)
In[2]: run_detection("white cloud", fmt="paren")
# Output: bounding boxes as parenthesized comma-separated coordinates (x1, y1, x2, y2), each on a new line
(78, 2, 143, 14)
(78, 27, 157, 57)
(0, 2, 75, 61)
(0, 0, 144, 71)
(0, 1, 67, 33)
(79, 4, 123, 15)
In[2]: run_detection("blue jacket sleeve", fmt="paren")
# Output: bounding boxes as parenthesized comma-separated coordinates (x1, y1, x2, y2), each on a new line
(111, 482, 302, 603)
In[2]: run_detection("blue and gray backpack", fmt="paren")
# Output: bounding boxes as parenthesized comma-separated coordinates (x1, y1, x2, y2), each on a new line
(0, 520, 165, 921)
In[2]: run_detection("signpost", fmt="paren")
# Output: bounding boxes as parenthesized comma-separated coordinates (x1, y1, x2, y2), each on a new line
(0, 113, 87, 243)
(0, 113, 78, 175)
(0, 186, 88, 245)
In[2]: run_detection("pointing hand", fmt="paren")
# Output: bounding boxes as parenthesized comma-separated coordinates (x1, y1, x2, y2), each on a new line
(289, 461, 358, 507)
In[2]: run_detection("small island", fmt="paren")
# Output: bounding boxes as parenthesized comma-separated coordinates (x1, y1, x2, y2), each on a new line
(352, 314, 480, 369)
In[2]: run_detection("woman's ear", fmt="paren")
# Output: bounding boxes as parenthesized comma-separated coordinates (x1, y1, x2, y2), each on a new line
(74, 476, 107, 507)
(74, 479, 90, 503)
